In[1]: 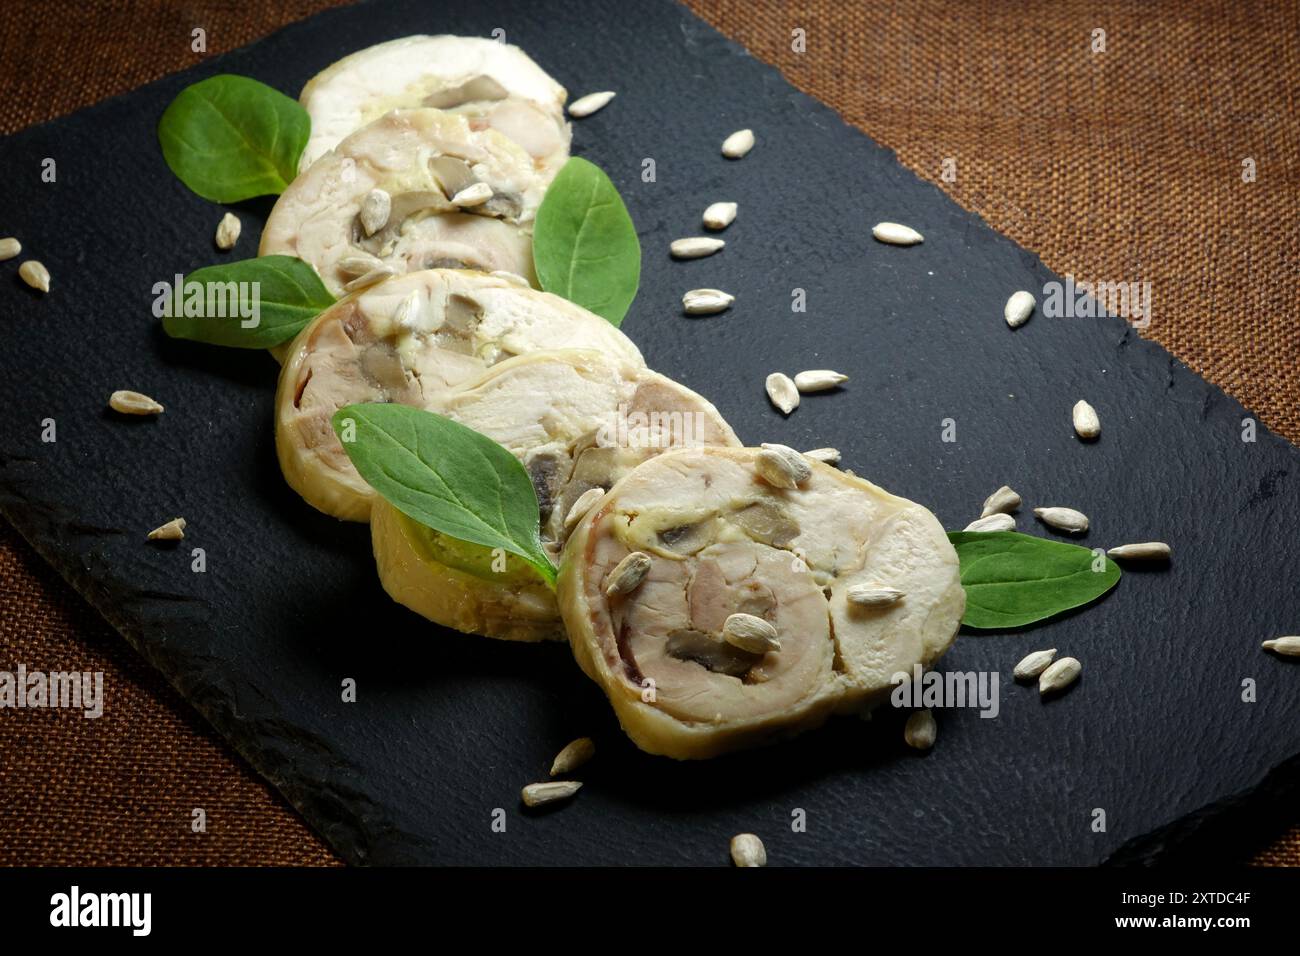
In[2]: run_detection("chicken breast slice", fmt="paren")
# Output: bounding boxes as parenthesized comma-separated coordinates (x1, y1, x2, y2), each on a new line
(298, 35, 569, 176)
(371, 350, 741, 642)
(261, 109, 547, 297)
(557, 447, 965, 759)
(275, 270, 644, 521)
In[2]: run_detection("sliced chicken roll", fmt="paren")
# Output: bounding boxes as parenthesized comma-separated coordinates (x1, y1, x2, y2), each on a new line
(275, 270, 644, 521)
(557, 447, 966, 759)
(299, 35, 569, 176)
(372, 350, 741, 642)
(261, 109, 547, 296)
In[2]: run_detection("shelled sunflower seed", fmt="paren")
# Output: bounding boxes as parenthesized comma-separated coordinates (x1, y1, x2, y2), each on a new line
(1072, 400, 1101, 439)
(359, 188, 391, 236)
(147, 517, 186, 541)
(451, 182, 493, 207)
(803, 447, 840, 466)
(980, 485, 1021, 518)
(1034, 507, 1089, 534)
(872, 222, 923, 245)
(721, 128, 755, 159)
(0, 237, 20, 261)
(109, 390, 164, 415)
(682, 288, 734, 315)
(564, 487, 606, 532)
(846, 584, 905, 607)
(904, 710, 937, 750)
(1004, 290, 1035, 328)
(344, 265, 398, 292)
(568, 91, 616, 117)
(756, 444, 810, 489)
(721, 613, 781, 654)
(730, 833, 767, 867)
(1261, 637, 1300, 657)
(1038, 657, 1081, 695)
(1013, 648, 1057, 681)
(765, 373, 799, 414)
(215, 212, 241, 250)
(338, 253, 384, 277)
(703, 202, 737, 231)
(549, 737, 596, 776)
(605, 551, 652, 597)
(670, 236, 725, 259)
(1107, 542, 1171, 561)
(793, 369, 848, 392)
(964, 513, 1015, 533)
(521, 780, 582, 807)
(18, 260, 49, 292)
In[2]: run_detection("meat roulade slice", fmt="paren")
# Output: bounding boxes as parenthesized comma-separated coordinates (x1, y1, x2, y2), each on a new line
(557, 446, 966, 759)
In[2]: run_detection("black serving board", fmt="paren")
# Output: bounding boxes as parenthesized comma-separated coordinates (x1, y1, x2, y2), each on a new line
(2, 0, 1298, 867)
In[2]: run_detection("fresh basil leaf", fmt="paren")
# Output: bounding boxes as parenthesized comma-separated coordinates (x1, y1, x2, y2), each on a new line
(158, 74, 310, 202)
(160, 255, 335, 348)
(946, 531, 1121, 629)
(332, 404, 557, 587)
(533, 157, 641, 326)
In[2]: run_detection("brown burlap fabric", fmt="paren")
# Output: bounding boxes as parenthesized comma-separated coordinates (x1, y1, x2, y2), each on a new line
(0, 0, 1295, 866)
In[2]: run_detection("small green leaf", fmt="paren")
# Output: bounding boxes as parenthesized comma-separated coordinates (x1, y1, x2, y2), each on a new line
(947, 531, 1121, 629)
(161, 255, 336, 348)
(332, 404, 556, 587)
(533, 157, 641, 326)
(158, 74, 310, 202)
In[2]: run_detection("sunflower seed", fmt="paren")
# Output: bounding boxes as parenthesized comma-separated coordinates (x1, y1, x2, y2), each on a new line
(793, 369, 848, 393)
(846, 584, 905, 607)
(109, 390, 164, 416)
(1107, 541, 1171, 561)
(568, 91, 616, 118)
(0, 237, 21, 261)
(521, 780, 582, 807)
(344, 265, 398, 292)
(1072, 400, 1101, 439)
(730, 832, 766, 867)
(1014, 648, 1057, 681)
(605, 551, 652, 597)
(564, 487, 606, 532)
(980, 485, 1021, 518)
(549, 737, 596, 776)
(359, 188, 391, 236)
(964, 513, 1015, 532)
(392, 290, 422, 331)
(904, 709, 937, 750)
(764, 372, 799, 414)
(451, 182, 493, 207)
(721, 128, 755, 159)
(722, 613, 780, 654)
(1039, 657, 1081, 695)
(756, 443, 811, 489)
(489, 270, 531, 287)
(147, 517, 186, 541)
(682, 288, 734, 315)
(18, 260, 49, 292)
(703, 201, 737, 231)
(214, 212, 241, 250)
(872, 222, 923, 245)
(670, 236, 725, 259)
(338, 253, 383, 277)
(1262, 636, 1300, 657)
(803, 447, 840, 466)
(1004, 290, 1036, 328)
(1034, 507, 1089, 534)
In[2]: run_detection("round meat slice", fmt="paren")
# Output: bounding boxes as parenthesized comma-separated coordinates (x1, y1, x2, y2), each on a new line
(261, 109, 547, 297)
(557, 447, 966, 759)
(298, 35, 569, 175)
(275, 270, 644, 521)
(371, 350, 741, 642)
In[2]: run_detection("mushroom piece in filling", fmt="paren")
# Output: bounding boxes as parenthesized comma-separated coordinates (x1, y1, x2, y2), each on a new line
(275, 270, 645, 521)
(557, 447, 966, 759)
(261, 109, 547, 297)
(370, 350, 741, 642)
(297, 35, 569, 176)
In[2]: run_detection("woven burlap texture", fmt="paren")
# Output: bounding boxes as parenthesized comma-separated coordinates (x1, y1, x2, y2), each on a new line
(0, 0, 1295, 865)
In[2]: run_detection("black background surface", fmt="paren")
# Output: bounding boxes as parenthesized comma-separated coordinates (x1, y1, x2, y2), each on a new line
(1, 0, 1298, 865)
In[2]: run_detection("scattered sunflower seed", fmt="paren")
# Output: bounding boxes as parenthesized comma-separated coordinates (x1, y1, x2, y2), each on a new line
(793, 369, 848, 393)
(109, 390, 164, 416)
(214, 212, 241, 250)
(568, 91, 616, 118)
(1034, 506, 1089, 534)
(489, 269, 531, 287)
(18, 260, 49, 292)
(980, 485, 1022, 518)
(338, 253, 383, 277)
(872, 222, 923, 245)
(0, 237, 21, 261)
(1262, 636, 1300, 657)
(564, 487, 606, 532)
(1107, 541, 1171, 561)
(344, 265, 398, 292)
(904, 709, 937, 750)
(846, 584, 905, 607)
(1072, 400, 1101, 439)
(964, 513, 1015, 533)
(730, 833, 767, 867)
(803, 447, 841, 466)
(721, 128, 755, 159)
(1004, 290, 1036, 329)
(605, 551, 652, 597)
(722, 613, 780, 654)
(682, 288, 734, 315)
(756, 443, 811, 489)
(549, 737, 596, 776)
(703, 201, 737, 231)
(359, 188, 391, 236)
(670, 236, 725, 259)
(1039, 657, 1082, 695)
(1014, 648, 1057, 681)
(521, 780, 582, 807)
(451, 182, 493, 207)
(764, 372, 799, 415)
(147, 517, 186, 541)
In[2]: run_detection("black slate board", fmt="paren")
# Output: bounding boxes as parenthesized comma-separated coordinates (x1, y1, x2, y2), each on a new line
(2, 0, 1298, 867)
